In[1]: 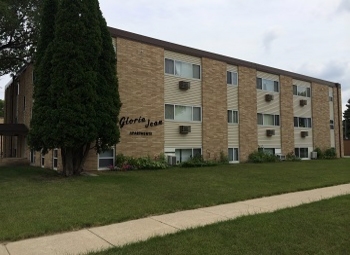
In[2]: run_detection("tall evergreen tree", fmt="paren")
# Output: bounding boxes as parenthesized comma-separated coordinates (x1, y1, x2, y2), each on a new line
(0, 0, 41, 76)
(94, 4, 121, 153)
(29, 0, 121, 176)
(343, 99, 350, 139)
(29, 0, 59, 153)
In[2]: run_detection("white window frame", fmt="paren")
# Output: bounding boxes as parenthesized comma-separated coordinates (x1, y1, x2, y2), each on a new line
(53, 149, 58, 170)
(294, 117, 312, 128)
(227, 71, 238, 86)
(165, 104, 202, 122)
(258, 147, 276, 155)
(329, 91, 333, 101)
(41, 153, 45, 168)
(294, 147, 309, 159)
(293, 85, 311, 97)
(228, 110, 239, 124)
(228, 148, 239, 163)
(256, 78, 279, 92)
(257, 113, 280, 126)
(98, 148, 115, 170)
(164, 58, 201, 80)
(175, 148, 202, 163)
(30, 149, 35, 164)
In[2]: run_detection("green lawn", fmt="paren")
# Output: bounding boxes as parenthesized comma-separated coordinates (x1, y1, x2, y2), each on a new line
(1, 159, 350, 242)
(88, 195, 350, 255)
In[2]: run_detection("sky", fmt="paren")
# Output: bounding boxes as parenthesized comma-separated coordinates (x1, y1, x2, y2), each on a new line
(0, 0, 349, 110)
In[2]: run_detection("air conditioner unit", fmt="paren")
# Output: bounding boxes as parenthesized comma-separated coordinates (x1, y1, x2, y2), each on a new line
(179, 125, 191, 134)
(179, 81, 190, 90)
(301, 131, 308, 137)
(265, 94, 274, 102)
(167, 155, 177, 165)
(300, 99, 307, 106)
(266, 129, 275, 137)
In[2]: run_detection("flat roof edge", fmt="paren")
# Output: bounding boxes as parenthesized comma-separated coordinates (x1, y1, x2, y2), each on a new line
(108, 26, 337, 87)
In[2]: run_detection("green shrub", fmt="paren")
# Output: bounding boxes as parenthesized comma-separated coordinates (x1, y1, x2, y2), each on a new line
(285, 151, 301, 161)
(248, 150, 279, 163)
(179, 155, 217, 168)
(313, 147, 337, 160)
(324, 147, 337, 159)
(313, 147, 324, 159)
(115, 153, 168, 170)
(219, 151, 229, 164)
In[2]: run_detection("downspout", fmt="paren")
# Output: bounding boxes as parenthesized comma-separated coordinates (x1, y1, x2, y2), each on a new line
(335, 83, 342, 157)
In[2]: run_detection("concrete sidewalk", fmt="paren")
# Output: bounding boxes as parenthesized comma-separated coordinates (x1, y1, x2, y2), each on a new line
(2, 183, 350, 255)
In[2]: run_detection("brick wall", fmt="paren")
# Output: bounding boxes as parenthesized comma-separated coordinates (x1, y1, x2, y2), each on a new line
(312, 82, 330, 150)
(115, 38, 165, 158)
(202, 58, 227, 160)
(238, 66, 258, 161)
(280, 75, 294, 154)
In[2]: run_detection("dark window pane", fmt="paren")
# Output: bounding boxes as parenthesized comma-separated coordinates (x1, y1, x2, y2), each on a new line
(227, 71, 232, 84)
(293, 85, 297, 95)
(165, 58, 174, 74)
(256, 78, 262, 89)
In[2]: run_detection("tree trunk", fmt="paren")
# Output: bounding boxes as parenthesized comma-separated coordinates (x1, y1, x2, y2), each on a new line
(61, 143, 91, 177)
(61, 147, 74, 177)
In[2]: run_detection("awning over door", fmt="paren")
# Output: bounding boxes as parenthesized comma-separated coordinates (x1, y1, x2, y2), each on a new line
(0, 124, 29, 136)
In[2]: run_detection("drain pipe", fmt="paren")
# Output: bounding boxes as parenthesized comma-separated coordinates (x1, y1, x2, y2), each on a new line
(335, 83, 342, 157)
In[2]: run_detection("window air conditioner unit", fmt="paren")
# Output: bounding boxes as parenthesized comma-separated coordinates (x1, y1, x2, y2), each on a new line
(266, 129, 275, 137)
(265, 94, 274, 102)
(179, 125, 191, 134)
(300, 99, 307, 106)
(301, 131, 308, 137)
(179, 81, 190, 90)
(167, 155, 177, 165)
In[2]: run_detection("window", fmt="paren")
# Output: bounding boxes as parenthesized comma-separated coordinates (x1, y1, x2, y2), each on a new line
(257, 113, 279, 126)
(175, 148, 201, 163)
(227, 71, 238, 85)
(165, 104, 201, 122)
(53, 149, 58, 170)
(228, 148, 239, 162)
(330, 120, 334, 129)
(41, 153, 45, 168)
(98, 149, 115, 170)
(329, 91, 333, 101)
(293, 85, 311, 97)
(257, 78, 279, 92)
(228, 110, 238, 124)
(258, 147, 275, 155)
(295, 148, 309, 158)
(23, 96, 26, 110)
(165, 58, 201, 79)
(30, 149, 35, 164)
(294, 117, 312, 128)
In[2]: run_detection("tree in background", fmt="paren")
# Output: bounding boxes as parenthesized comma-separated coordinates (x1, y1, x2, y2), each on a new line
(29, 0, 121, 176)
(0, 0, 41, 76)
(343, 99, 350, 139)
(0, 99, 4, 117)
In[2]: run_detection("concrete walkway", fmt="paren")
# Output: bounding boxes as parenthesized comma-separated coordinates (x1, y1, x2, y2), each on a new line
(2, 183, 350, 255)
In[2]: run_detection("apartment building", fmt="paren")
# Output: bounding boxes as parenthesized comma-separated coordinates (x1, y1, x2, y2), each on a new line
(2, 27, 343, 170)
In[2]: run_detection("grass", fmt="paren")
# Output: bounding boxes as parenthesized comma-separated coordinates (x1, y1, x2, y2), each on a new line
(0, 159, 350, 242)
(88, 195, 350, 255)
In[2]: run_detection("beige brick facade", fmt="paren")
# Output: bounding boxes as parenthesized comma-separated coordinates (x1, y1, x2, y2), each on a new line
(280, 75, 294, 154)
(115, 38, 164, 158)
(202, 58, 228, 160)
(312, 82, 331, 150)
(3, 27, 344, 170)
(238, 66, 258, 161)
